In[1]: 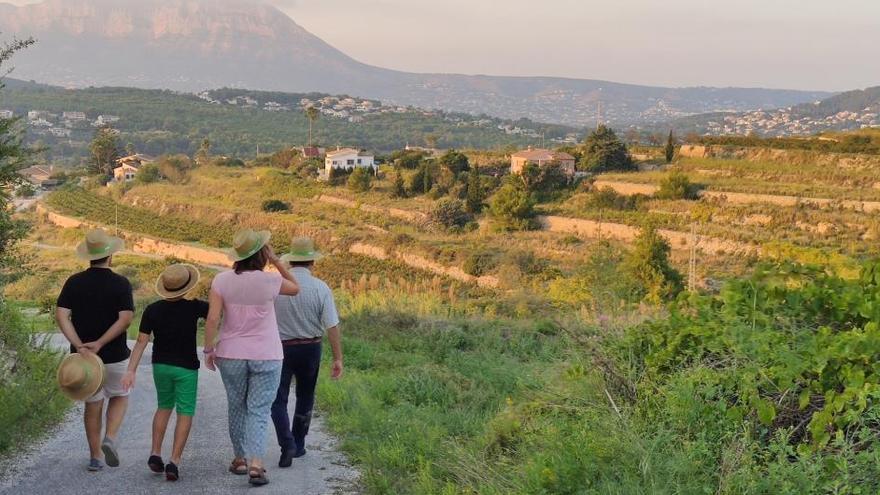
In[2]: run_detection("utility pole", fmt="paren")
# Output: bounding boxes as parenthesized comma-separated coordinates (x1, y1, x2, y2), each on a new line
(688, 222, 697, 292)
(597, 100, 602, 130)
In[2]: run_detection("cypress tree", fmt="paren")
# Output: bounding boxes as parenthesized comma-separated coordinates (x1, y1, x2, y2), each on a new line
(665, 130, 675, 163)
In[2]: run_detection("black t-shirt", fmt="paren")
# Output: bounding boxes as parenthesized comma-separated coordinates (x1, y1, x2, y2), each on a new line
(57, 267, 135, 364)
(139, 299, 209, 370)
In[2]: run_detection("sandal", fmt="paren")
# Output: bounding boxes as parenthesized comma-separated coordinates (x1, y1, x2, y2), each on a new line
(228, 458, 248, 475)
(248, 467, 269, 486)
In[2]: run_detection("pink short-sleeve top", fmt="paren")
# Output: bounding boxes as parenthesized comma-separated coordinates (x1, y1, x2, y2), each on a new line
(211, 270, 283, 361)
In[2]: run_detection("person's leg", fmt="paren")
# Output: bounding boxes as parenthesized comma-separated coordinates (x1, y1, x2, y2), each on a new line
(104, 396, 129, 440)
(292, 343, 322, 456)
(243, 360, 283, 471)
(217, 359, 248, 462)
(271, 346, 296, 454)
(152, 364, 177, 458)
(84, 398, 105, 460)
(100, 360, 131, 467)
(169, 367, 198, 465)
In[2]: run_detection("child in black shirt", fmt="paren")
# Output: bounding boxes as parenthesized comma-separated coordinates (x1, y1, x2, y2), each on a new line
(123, 264, 208, 482)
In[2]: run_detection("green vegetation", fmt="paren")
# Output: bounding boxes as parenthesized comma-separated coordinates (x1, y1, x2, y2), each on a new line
(348, 167, 373, 192)
(665, 129, 676, 163)
(622, 225, 683, 302)
(581, 125, 634, 172)
(427, 198, 472, 232)
(261, 199, 290, 213)
(655, 171, 700, 200)
(695, 130, 880, 154)
(488, 180, 537, 231)
(88, 126, 121, 176)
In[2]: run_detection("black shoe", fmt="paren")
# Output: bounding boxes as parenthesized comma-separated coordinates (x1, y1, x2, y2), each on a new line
(278, 450, 293, 468)
(148, 455, 165, 473)
(165, 462, 179, 482)
(292, 445, 307, 458)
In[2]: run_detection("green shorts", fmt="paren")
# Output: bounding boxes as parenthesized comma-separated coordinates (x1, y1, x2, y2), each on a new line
(153, 363, 198, 416)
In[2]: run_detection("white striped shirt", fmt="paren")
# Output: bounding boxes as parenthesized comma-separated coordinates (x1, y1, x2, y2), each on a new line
(274, 267, 339, 340)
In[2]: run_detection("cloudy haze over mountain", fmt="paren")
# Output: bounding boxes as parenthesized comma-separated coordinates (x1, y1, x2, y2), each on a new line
(0, 0, 843, 125)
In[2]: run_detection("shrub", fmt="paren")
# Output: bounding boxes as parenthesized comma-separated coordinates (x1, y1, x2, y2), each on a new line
(622, 224, 683, 302)
(463, 250, 500, 277)
(261, 199, 290, 213)
(15, 183, 35, 198)
(135, 163, 161, 184)
(586, 187, 646, 211)
(655, 172, 700, 200)
(488, 180, 536, 231)
(347, 167, 373, 192)
(408, 162, 434, 195)
(581, 125, 634, 172)
(428, 198, 472, 231)
(438, 150, 470, 174)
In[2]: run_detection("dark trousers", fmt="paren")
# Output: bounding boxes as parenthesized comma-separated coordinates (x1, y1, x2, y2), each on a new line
(270, 342, 322, 452)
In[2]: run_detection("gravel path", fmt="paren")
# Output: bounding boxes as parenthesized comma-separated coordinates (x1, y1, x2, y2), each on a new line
(0, 338, 360, 495)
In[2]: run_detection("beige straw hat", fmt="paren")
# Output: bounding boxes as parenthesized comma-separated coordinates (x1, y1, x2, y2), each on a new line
(75, 229, 124, 261)
(229, 229, 271, 261)
(280, 237, 323, 263)
(155, 263, 200, 299)
(57, 352, 105, 401)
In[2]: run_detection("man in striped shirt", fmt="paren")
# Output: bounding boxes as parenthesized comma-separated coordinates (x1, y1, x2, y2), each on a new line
(271, 237, 343, 468)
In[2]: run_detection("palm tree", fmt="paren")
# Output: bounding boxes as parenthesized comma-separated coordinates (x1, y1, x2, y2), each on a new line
(305, 106, 320, 146)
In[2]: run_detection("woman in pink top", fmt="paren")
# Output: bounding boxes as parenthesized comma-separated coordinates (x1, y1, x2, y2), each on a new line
(203, 229, 299, 487)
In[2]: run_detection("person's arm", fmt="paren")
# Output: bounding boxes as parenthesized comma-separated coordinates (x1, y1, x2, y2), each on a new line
(56, 307, 89, 354)
(203, 289, 223, 371)
(122, 333, 150, 391)
(264, 245, 300, 296)
(80, 310, 134, 354)
(326, 325, 343, 380)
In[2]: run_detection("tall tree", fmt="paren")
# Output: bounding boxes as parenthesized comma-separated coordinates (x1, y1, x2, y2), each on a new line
(438, 150, 470, 175)
(0, 36, 36, 284)
(665, 130, 676, 163)
(465, 166, 484, 213)
(581, 125, 634, 173)
(89, 127, 120, 176)
(305, 106, 320, 146)
(195, 138, 211, 166)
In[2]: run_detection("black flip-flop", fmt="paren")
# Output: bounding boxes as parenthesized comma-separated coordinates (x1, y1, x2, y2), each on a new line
(148, 455, 165, 473)
(165, 462, 179, 482)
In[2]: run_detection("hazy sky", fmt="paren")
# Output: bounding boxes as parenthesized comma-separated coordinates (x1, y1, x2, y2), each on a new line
(6, 0, 880, 91)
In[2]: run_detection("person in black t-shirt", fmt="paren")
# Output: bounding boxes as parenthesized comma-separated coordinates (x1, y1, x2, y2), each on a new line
(123, 263, 208, 482)
(56, 229, 135, 472)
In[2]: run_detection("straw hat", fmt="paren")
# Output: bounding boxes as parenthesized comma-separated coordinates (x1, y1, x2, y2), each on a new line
(57, 352, 105, 401)
(75, 229, 124, 261)
(230, 229, 271, 261)
(281, 237, 323, 263)
(155, 263, 200, 299)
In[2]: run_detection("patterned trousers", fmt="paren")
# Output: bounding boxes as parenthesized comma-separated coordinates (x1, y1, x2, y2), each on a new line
(216, 358, 283, 459)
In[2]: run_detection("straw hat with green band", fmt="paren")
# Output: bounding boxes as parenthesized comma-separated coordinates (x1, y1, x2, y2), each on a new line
(75, 229, 124, 261)
(281, 236, 323, 263)
(230, 228, 271, 261)
(57, 352, 105, 401)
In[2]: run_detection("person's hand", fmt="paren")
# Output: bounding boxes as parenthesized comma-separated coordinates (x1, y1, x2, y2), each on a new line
(264, 244, 279, 262)
(331, 359, 343, 380)
(121, 371, 136, 392)
(204, 352, 216, 371)
(77, 342, 101, 356)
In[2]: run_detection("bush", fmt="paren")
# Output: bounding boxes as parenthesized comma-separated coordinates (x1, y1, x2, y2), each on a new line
(463, 250, 500, 277)
(581, 125, 635, 172)
(261, 199, 290, 213)
(15, 183, 36, 198)
(408, 163, 434, 195)
(428, 198, 472, 231)
(135, 163, 161, 184)
(488, 180, 537, 231)
(586, 187, 647, 211)
(347, 167, 373, 192)
(622, 224, 683, 302)
(655, 172, 700, 200)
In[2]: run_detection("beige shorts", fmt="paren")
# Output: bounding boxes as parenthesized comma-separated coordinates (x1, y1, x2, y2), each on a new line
(86, 360, 131, 403)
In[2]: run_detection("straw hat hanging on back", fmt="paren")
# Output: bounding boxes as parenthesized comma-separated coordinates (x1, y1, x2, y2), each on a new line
(57, 353, 105, 401)
(230, 229, 271, 261)
(155, 264, 201, 299)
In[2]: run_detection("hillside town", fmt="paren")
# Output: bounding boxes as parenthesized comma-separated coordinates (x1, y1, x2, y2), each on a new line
(0, 108, 121, 138)
(699, 106, 880, 137)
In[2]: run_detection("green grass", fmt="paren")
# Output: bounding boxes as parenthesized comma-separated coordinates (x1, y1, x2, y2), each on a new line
(0, 303, 70, 456)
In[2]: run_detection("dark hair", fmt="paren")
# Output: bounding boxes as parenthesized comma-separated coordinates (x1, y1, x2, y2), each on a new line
(90, 256, 111, 267)
(288, 260, 315, 269)
(233, 247, 268, 274)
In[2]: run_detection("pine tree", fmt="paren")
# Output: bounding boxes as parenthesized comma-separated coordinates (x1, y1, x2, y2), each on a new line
(392, 168, 407, 198)
(466, 166, 484, 213)
(665, 130, 675, 163)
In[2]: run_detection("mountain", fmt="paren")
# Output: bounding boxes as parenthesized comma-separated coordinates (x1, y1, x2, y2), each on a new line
(666, 86, 880, 137)
(0, 0, 833, 127)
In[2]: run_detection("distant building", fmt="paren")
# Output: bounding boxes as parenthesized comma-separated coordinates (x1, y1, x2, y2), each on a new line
(18, 165, 60, 189)
(324, 147, 375, 175)
(27, 110, 49, 121)
(510, 147, 576, 176)
(404, 144, 443, 160)
(95, 115, 121, 126)
(112, 154, 155, 182)
(299, 146, 325, 159)
(63, 111, 87, 121)
(0, 110, 13, 119)
(49, 128, 72, 137)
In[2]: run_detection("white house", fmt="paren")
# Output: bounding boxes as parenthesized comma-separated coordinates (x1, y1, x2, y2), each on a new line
(63, 111, 86, 121)
(324, 148, 375, 175)
(0, 110, 13, 119)
(112, 154, 155, 182)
